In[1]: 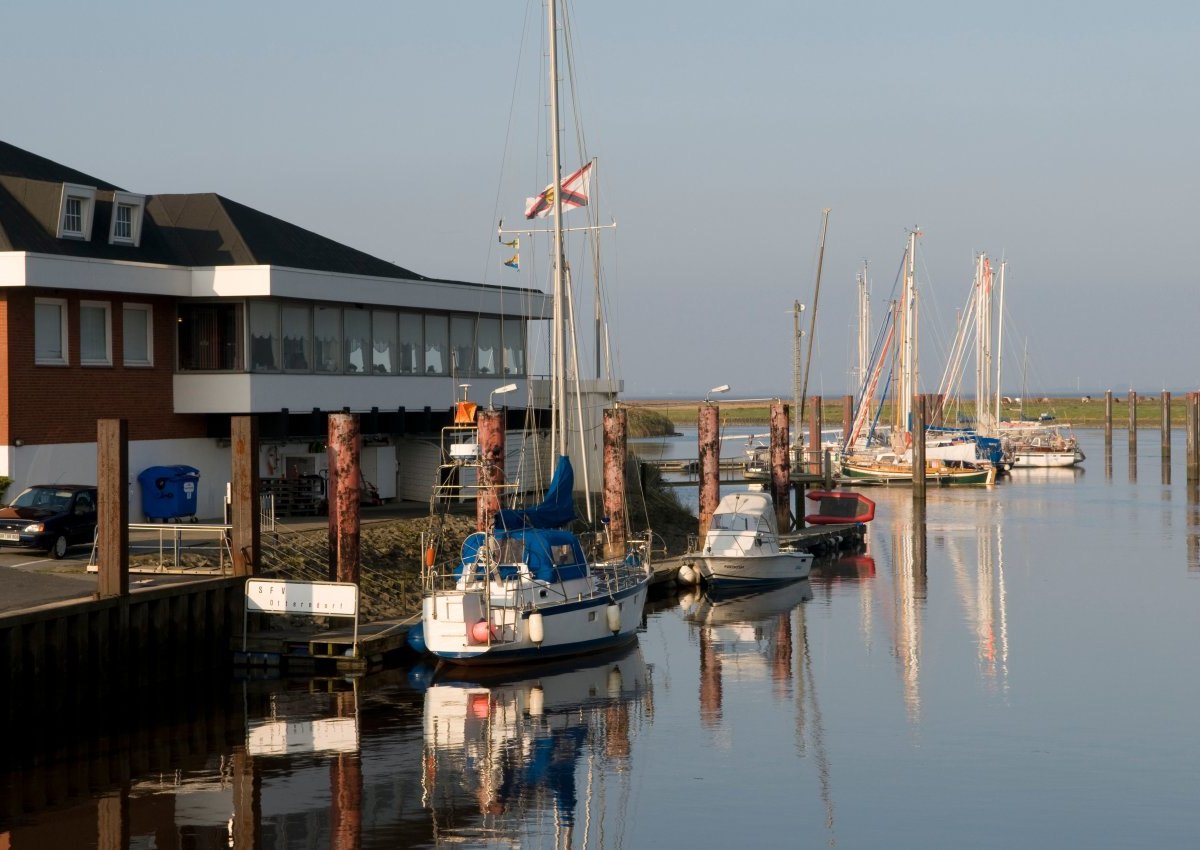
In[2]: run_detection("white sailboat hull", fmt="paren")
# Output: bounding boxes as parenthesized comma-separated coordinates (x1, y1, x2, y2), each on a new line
(1010, 449, 1084, 468)
(698, 551, 813, 587)
(421, 570, 648, 666)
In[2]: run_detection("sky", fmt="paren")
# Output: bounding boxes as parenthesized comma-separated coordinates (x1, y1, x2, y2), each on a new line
(4, 0, 1198, 399)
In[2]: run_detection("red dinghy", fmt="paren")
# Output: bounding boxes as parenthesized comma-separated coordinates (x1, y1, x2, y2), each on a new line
(804, 490, 875, 525)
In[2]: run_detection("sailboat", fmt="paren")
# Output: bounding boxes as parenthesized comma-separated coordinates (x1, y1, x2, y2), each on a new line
(840, 230, 995, 486)
(416, 0, 651, 666)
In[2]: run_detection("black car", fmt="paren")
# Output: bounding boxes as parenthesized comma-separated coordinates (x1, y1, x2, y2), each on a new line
(0, 484, 98, 559)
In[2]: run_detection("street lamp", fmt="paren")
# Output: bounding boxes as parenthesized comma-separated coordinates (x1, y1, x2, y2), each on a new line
(489, 383, 519, 409)
(705, 384, 730, 404)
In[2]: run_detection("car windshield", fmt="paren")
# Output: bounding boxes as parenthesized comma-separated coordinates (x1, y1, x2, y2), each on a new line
(10, 487, 72, 511)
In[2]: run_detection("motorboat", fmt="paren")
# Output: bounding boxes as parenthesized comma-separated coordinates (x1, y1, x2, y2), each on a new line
(693, 488, 813, 588)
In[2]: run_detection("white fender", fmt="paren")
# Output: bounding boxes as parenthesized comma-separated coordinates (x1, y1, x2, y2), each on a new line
(528, 610, 545, 645)
(606, 602, 621, 633)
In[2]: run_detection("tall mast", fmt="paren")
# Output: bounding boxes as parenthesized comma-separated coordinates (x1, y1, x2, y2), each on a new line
(547, 0, 566, 459)
(856, 261, 871, 390)
(994, 260, 1007, 429)
(899, 229, 919, 437)
(799, 208, 831, 431)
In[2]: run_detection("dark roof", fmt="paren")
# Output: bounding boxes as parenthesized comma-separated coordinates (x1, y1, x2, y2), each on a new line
(150, 193, 426, 280)
(0, 139, 425, 279)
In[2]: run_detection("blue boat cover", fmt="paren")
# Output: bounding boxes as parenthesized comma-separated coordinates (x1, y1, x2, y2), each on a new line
(495, 455, 576, 530)
(457, 527, 588, 583)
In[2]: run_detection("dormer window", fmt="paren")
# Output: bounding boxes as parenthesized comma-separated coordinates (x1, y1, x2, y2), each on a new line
(57, 183, 96, 240)
(108, 191, 146, 247)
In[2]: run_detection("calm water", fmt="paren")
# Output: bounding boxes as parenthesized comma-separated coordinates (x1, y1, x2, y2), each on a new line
(4, 429, 1200, 849)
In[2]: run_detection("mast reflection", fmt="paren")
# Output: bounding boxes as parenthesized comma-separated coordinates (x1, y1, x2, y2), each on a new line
(419, 645, 651, 848)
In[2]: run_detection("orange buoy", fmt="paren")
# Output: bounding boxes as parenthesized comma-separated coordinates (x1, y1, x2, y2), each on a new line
(424, 547, 435, 567)
(471, 619, 496, 644)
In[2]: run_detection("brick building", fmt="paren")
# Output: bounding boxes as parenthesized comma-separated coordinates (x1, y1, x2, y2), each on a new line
(0, 140, 553, 518)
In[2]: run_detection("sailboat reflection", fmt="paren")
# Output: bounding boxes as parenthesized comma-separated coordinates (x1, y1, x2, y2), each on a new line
(419, 645, 651, 847)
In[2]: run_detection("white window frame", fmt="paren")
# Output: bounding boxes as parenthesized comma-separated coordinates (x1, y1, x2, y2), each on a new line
(80, 300, 113, 366)
(108, 191, 146, 247)
(122, 303, 154, 367)
(57, 183, 97, 240)
(34, 298, 69, 365)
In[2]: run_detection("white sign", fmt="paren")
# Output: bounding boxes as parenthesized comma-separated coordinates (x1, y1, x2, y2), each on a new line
(246, 578, 359, 617)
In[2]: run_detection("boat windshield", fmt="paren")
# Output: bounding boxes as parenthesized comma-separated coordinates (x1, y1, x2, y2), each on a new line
(709, 513, 751, 531)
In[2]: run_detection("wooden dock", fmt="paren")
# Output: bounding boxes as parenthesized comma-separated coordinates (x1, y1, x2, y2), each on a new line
(236, 614, 418, 675)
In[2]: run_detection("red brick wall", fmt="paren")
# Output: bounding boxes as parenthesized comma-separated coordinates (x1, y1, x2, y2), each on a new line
(4, 290, 208, 445)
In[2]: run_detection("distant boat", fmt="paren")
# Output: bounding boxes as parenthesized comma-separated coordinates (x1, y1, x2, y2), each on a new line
(694, 489, 813, 588)
(1001, 423, 1086, 468)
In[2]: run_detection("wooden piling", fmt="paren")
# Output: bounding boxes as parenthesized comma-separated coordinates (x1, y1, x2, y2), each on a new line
(1161, 391, 1172, 460)
(603, 408, 628, 559)
(807, 395, 823, 473)
(230, 416, 260, 577)
(770, 400, 791, 533)
(1104, 390, 1113, 448)
(912, 395, 926, 499)
(698, 403, 721, 538)
(96, 419, 129, 598)
(841, 395, 854, 446)
(477, 409, 505, 531)
(1188, 393, 1199, 483)
(328, 413, 361, 585)
(1128, 390, 1137, 454)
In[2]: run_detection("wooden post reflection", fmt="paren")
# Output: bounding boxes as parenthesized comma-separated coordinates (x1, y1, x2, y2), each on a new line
(1189, 483, 1200, 572)
(330, 752, 363, 850)
(698, 627, 722, 729)
(97, 786, 129, 850)
(232, 750, 262, 850)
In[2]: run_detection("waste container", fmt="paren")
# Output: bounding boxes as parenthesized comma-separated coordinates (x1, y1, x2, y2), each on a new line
(137, 465, 201, 521)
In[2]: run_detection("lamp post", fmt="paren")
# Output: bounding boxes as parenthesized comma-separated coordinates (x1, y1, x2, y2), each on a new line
(705, 384, 730, 404)
(489, 383, 519, 410)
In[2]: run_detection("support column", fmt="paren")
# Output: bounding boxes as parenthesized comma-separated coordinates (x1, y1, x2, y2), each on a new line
(1188, 393, 1199, 484)
(231, 416, 260, 577)
(912, 395, 926, 499)
(603, 408, 628, 560)
(769, 400, 791, 533)
(1162, 390, 1172, 460)
(477, 409, 505, 531)
(698, 403, 721, 538)
(807, 396, 823, 474)
(328, 413, 361, 585)
(97, 419, 129, 598)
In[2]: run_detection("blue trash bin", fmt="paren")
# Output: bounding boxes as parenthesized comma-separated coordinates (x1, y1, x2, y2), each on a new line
(137, 465, 201, 521)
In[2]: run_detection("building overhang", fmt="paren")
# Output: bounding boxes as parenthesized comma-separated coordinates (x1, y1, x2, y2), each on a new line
(0, 252, 551, 317)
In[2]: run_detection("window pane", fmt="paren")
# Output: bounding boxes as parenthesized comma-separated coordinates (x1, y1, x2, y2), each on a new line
(281, 304, 311, 371)
(398, 312, 422, 375)
(35, 302, 64, 362)
(63, 198, 82, 233)
(503, 318, 526, 376)
(450, 315, 475, 376)
(115, 205, 132, 240)
(81, 304, 109, 363)
(179, 303, 243, 370)
(123, 306, 150, 364)
(314, 306, 341, 373)
(476, 317, 500, 376)
(371, 310, 396, 375)
(249, 302, 280, 371)
(424, 315, 448, 375)
(344, 309, 370, 374)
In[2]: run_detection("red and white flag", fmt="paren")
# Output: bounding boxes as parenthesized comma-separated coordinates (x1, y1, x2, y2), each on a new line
(524, 161, 593, 219)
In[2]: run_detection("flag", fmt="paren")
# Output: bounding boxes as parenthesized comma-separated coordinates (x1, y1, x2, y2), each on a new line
(503, 254, 519, 270)
(499, 236, 519, 248)
(524, 161, 593, 219)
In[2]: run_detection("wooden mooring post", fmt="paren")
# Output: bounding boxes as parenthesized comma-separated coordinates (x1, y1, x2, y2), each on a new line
(770, 400, 791, 532)
(328, 412, 361, 584)
(912, 395, 927, 499)
(97, 419, 129, 598)
(1188, 393, 1200, 483)
(1161, 390, 1172, 458)
(807, 395, 823, 468)
(698, 402, 720, 537)
(1105, 390, 1114, 448)
(841, 395, 854, 447)
(477, 408, 505, 531)
(231, 416, 260, 577)
(603, 408, 628, 559)
(1128, 390, 1138, 454)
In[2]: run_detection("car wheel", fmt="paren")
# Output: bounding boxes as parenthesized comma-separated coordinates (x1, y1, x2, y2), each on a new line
(48, 534, 69, 560)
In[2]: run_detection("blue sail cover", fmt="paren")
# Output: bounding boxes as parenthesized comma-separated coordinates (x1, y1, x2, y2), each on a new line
(495, 455, 576, 530)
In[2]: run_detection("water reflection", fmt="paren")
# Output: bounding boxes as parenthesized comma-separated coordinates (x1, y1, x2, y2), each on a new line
(419, 646, 651, 849)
